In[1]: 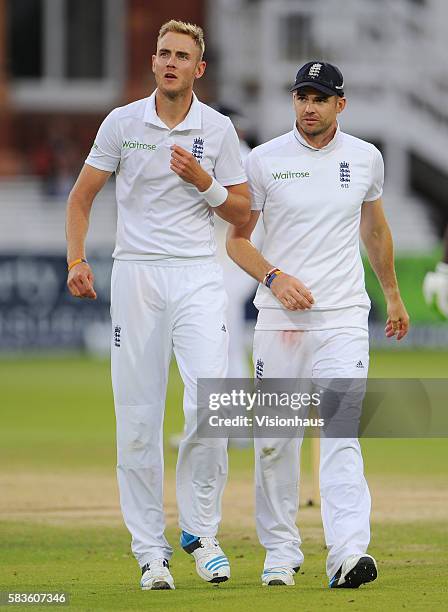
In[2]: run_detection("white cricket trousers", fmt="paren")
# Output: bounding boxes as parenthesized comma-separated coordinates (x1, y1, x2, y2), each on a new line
(110, 260, 229, 567)
(253, 328, 371, 579)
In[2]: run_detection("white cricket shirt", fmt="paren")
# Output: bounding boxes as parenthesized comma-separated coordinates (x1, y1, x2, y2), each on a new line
(85, 91, 246, 260)
(246, 124, 384, 330)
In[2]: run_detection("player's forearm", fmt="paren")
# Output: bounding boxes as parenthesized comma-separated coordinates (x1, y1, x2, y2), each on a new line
(215, 192, 251, 227)
(363, 224, 401, 300)
(226, 235, 272, 283)
(66, 192, 93, 263)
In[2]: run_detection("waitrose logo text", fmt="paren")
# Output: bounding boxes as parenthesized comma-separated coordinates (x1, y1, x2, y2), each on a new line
(122, 140, 157, 151)
(272, 170, 310, 180)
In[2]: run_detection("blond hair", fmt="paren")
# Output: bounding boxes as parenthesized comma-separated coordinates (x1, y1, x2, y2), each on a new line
(158, 20, 205, 60)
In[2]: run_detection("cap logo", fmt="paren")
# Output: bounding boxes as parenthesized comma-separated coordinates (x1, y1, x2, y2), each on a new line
(308, 63, 322, 78)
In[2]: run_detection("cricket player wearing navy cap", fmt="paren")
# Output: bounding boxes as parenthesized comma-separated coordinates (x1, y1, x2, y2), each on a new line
(66, 20, 250, 591)
(227, 61, 409, 588)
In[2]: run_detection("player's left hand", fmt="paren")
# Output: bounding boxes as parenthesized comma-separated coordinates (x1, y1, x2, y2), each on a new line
(385, 295, 409, 341)
(170, 145, 212, 191)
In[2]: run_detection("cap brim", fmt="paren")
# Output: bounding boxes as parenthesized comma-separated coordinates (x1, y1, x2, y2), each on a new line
(290, 81, 344, 97)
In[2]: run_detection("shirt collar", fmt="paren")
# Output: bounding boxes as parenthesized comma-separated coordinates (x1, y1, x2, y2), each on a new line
(143, 90, 202, 131)
(293, 121, 341, 152)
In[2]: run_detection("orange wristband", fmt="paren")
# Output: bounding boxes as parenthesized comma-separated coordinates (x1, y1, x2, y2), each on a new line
(67, 258, 88, 272)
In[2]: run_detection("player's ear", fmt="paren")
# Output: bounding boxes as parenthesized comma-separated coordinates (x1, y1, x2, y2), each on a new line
(336, 96, 347, 114)
(195, 60, 206, 80)
(151, 54, 156, 74)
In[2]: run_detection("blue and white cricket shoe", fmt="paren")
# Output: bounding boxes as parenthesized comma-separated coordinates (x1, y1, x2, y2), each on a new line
(329, 554, 377, 589)
(141, 558, 175, 590)
(181, 531, 230, 583)
(261, 565, 299, 586)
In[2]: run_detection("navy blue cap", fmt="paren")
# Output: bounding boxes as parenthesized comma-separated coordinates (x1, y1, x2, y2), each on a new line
(290, 61, 344, 97)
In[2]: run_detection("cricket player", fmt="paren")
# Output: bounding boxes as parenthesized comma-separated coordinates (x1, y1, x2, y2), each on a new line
(423, 225, 448, 318)
(227, 61, 409, 588)
(66, 20, 250, 590)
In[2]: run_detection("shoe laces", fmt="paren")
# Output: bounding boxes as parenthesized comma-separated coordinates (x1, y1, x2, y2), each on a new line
(199, 537, 219, 550)
(148, 558, 169, 573)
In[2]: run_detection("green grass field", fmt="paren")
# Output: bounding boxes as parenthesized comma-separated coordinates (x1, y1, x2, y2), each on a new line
(2, 522, 446, 612)
(1, 352, 447, 611)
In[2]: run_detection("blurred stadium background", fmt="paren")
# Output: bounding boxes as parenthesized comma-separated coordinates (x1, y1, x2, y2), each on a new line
(0, 2, 447, 608)
(1, 0, 448, 352)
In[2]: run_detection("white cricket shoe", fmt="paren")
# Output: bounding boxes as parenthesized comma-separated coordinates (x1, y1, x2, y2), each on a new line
(181, 531, 230, 583)
(140, 558, 175, 590)
(329, 554, 378, 588)
(261, 566, 298, 586)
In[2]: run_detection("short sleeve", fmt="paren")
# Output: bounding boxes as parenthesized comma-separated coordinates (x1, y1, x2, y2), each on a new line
(245, 150, 266, 211)
(85, 109, 121, 172)
(364, 147, 384, 202)
(214, 120, 247, 186)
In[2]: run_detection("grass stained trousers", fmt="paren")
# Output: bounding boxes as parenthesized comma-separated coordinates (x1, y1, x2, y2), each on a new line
(253, 328, 371, 579)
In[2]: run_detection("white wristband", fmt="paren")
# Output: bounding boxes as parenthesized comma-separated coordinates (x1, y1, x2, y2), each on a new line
(199, 177, 228, 208)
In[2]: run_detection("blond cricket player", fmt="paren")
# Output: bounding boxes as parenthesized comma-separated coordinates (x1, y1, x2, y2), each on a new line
(66, 20, 250, 591)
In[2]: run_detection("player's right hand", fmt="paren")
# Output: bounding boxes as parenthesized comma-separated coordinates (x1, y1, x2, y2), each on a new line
(67, 262, 97, 299)
(270, 273, 314, 311)
(423, 262, 448, 319)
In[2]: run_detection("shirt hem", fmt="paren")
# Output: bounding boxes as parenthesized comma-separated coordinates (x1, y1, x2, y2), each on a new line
(219, 174, 247, 187)
(113, 254, 217, 267)
(364, 189, 383, 202)
(254, 302, 371, 311)
(85, 159, 118, 172)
